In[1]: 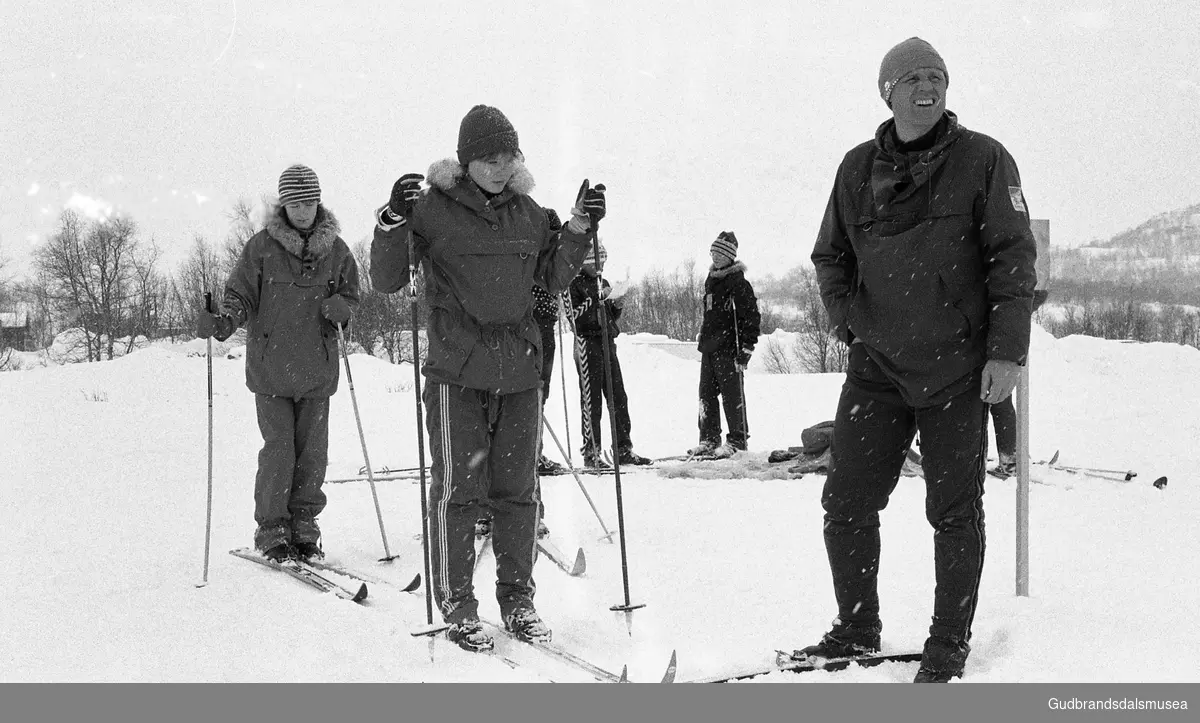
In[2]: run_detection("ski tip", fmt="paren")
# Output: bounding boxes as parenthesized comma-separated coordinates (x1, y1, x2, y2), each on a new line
(569, 548, 586, 576)
(660, 650, 678, 683)
(618, 665, 629, 684)
(1048, 450, 1060, 465)
(353, 583, 369, 603)
(402, 573, 422, 593)
(1153, 476, 1168, 489)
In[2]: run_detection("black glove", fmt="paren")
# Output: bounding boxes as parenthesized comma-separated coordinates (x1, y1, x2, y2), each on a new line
(196, 312, 233, 341)
(544, 207, 562, 233)
(388, 173, 424, 219)
(736, 349, 752, 371)
(581, 183, 606, 224)
(322, 295, 353, 325)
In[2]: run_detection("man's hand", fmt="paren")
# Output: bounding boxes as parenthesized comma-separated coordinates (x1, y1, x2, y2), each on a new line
(981, 359, 1021, 404)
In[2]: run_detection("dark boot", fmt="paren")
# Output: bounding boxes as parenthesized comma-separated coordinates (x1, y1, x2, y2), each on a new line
(913, 636, 969, 683)
(787, 619, 882, 661)
(504, 607, 552, 644)
(447, 617, 494, 653)
(293, 540, 323, 561)
(262, 543, 294, 563)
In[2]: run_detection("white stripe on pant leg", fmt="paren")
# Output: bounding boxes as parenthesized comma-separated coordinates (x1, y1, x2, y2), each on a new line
(434, 382, 454, 614)
(575, 335, 594, 455)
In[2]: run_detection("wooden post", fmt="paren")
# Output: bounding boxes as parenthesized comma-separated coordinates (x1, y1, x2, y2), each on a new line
(1016, 218, 1051, 597)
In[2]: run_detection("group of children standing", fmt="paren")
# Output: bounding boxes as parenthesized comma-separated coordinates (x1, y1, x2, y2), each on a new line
(194, 103, 762, 652)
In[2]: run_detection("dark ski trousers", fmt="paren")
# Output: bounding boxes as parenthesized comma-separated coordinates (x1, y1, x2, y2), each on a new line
(574, 334, 632, 458)
(822, 344, 988, 645)
(697, 351, 748, 448)
(253, 394, 329, 551)
(989, 396, 1016, 457)
(425, 381, 541, 624)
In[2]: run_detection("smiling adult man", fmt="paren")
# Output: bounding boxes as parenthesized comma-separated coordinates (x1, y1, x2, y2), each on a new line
(801, 37, 1037, 683)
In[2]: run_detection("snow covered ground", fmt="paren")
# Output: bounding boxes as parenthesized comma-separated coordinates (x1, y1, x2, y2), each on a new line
(2, 324, 1197, 684)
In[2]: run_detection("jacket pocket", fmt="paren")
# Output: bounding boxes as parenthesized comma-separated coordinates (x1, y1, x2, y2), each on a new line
(938, 268, 986, 341)
(440, 236, 541, 325)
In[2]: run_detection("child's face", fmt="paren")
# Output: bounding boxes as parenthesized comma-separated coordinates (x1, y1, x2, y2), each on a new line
(285, 201, 318, 229)
(710, 250, 732, 268)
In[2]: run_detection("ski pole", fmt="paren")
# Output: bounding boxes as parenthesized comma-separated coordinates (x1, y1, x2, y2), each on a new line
(197, 292, 215, 589)
(556, 294, 574, 467)
(403, 229, 449, 647)
(541, 415, 615, 542)
(731, 297, 750, 446)
(330, 279, 395, 562)
(584, 188, 645, 625)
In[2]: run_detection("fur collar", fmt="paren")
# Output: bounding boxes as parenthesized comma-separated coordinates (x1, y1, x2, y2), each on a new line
(426, 157, 536, 196)
(709, 260, 747, 279)
(264, 203, 341, 260)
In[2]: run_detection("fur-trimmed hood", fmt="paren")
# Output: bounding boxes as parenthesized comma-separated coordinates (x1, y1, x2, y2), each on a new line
(263, 203, 342, 260)
(708, 260, 747, 279)
(425, 157, 536, 196)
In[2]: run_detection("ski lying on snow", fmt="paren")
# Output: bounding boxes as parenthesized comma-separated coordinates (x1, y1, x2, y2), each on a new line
(478, 619, 672, 683)
(301, 558, 421, 593)
(683, 651, 923, 683)
(229, 548, 368, 603)
(537, 538, 586, 576)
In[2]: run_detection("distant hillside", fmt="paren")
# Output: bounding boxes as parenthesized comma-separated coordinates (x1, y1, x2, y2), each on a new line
(1088, 202, 1200, 255)
(1045, 201, 1200, 307)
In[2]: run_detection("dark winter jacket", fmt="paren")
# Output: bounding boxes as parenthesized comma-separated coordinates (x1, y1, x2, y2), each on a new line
(697, 261, 760, 360)
(811, 111, 1037, 407)
(370, 159, 593, 394)
(222, 204, 359, 399)
(568, 273, 622, 339)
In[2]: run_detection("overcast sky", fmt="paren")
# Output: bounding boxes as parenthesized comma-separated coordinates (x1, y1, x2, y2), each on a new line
(3, 0, 1198, 282)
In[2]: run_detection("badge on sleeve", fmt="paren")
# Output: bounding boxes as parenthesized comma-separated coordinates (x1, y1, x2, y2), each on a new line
(1008, 186, 1027, 213)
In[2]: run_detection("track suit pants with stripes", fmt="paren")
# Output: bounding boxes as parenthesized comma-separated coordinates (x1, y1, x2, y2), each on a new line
(822, 343, 988, 645)
(424, 381, 541, 624)
(574, 334, 632, 459)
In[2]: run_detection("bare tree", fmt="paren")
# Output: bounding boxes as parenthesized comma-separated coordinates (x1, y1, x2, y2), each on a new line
(224, 196, 265, 276)
(620, 260, 704, 341)
(33, 210, 157, 361)
(348, 237, 425, 363)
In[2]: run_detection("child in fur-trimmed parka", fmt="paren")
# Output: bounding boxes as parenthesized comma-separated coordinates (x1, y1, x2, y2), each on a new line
(691, 231, 761, 458)
(195, 164, 359, 563)
(567, 242, 651, 468)
(369, 105, 603, 653)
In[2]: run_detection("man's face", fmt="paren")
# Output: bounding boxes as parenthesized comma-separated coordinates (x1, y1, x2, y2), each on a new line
(890, 67, 947, 138)
(467, 152, 519, 194)
(285, 201, 318, 229)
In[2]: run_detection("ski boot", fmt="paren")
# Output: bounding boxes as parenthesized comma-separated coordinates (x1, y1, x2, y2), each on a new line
(913, 636, 969, 683)
(447, 617, 495, 653)
(504, 607, 552, 644)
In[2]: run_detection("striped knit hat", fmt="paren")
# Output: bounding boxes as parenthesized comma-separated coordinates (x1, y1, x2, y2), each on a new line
(585, 242, 608, 266)
(878, 37, 949, 106)
(711, 231, 738, 263)
(278, 164, 321, 205)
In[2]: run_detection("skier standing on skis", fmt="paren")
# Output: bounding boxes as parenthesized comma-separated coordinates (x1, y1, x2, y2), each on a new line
(531, 233, 571, 478)
(195, 164, 359, 563)
(805, 37, 1037, 683)
(567, 242, 651, 469)
(369, 105, 601, 652)
(689, 231, 760, 459)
